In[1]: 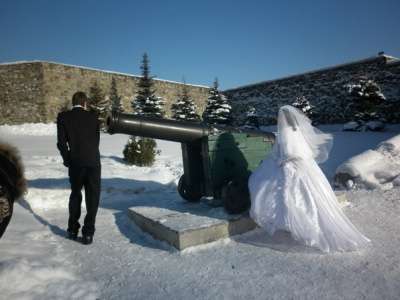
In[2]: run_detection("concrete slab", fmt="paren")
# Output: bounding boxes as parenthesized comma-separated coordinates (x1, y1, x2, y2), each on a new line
(127, 205, 256, 250)
(127, 192, 347, 250)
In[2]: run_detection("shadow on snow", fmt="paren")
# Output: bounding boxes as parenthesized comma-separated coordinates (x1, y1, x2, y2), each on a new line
(24, 176, 240, 251)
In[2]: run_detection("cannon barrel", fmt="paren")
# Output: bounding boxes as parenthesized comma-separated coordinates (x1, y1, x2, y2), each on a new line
(106, 112, 210, 143)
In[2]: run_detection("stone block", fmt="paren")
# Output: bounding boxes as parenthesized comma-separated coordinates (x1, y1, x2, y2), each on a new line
(127, 206, 257, 250)
(127, 192, 347, 250)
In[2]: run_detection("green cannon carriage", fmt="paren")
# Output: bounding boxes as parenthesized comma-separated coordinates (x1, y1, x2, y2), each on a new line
(106, 112, 275, 214)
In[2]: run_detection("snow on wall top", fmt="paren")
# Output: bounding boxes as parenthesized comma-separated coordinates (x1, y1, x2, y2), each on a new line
(224, 54, 399, 92)
(0, 60, 210, 89)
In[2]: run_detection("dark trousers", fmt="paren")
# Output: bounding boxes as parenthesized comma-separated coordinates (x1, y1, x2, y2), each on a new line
(68, 165, 101, 236)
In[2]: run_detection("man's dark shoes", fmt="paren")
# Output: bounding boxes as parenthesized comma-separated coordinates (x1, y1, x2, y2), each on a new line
(81, 235, 93, 245)
(67, 231, 78, 241)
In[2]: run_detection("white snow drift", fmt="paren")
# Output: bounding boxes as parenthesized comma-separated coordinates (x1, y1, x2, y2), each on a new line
(335, 134, 400, 190)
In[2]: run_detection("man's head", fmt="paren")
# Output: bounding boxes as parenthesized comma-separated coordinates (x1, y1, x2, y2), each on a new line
(72, 91, 88, 108)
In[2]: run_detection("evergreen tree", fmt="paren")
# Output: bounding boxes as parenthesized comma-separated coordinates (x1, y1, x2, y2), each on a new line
(291, 96, 313, 118)
(171, 80, 200, 122)
(243, 106, 259, 129)
(124, 53, 163, 166)
(345, 79, 386, 130)
(132, 53, 164, 118)
(202, 78, 232, 125)
(109, 77, 123, 113)
(89, 81, 108, 126)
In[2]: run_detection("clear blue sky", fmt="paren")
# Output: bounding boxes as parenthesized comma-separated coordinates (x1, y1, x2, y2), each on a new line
(1, 0, 399, 89)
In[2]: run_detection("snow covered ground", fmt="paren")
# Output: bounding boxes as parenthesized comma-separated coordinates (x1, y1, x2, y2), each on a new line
(0, 123, 399, 299)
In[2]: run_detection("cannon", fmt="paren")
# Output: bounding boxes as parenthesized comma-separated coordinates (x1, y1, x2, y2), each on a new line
(106, 112, 275, 214)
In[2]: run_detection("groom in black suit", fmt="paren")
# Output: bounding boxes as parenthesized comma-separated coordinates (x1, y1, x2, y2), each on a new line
(57, 91, 101, 245)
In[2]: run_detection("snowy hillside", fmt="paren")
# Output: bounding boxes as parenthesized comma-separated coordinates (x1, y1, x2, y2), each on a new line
(0, 123, 399, 299)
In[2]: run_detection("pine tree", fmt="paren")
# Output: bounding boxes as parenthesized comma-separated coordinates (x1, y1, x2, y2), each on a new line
(171, 80, 200, 122)
(124, 53, 163, 166)
(243, 106, 259, 129)
(345, 79, 386, 130)
(202, 78, 232, 125)
(109, 77, 123, 113)
(89, 81, 108, 126)
(292, 96, 313, 118)
(132, 53, 164, 118)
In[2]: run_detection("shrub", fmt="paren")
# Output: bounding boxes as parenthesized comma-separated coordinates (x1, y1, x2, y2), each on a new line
(123, 136, 160, 166)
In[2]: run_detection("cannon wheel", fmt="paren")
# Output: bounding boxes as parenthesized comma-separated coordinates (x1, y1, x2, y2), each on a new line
(178, 175, 202, 202)
(221, 179, 250, 214)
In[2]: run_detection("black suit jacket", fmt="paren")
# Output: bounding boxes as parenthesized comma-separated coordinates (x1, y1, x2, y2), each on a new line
(57, 107, 101, 167)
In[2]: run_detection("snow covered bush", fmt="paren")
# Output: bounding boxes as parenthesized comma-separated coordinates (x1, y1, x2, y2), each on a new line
(171, 81, 200, 122)
(291, 95, 319, 124)
(291, 96, 313, 117)
(242, 106, 259, 129)
(334, 134, 400, 190)
(123, 53, 163, 166)
(343, 79, 386, 131)
(123, 136, 160, 166)
(202, 79, 232, 125)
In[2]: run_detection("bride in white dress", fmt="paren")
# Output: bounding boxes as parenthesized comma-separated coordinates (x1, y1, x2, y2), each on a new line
(248, 105, 370, 252)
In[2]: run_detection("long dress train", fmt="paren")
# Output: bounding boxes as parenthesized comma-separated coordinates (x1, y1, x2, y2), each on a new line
(248, 105, 370, 252)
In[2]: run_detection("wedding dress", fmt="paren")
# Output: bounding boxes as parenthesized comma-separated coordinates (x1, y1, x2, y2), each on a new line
(248, 105, 370, 252)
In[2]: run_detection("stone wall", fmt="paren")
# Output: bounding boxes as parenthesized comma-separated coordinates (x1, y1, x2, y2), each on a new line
(224, 55, 400, 125)
(3, 55, 400, 126)
(0, 61, 210, 124)
(0, 63, 46, 124)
